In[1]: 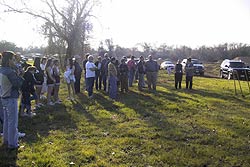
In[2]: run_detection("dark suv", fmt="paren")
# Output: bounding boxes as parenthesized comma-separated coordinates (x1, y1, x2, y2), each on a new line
(220, 59, 250, 80)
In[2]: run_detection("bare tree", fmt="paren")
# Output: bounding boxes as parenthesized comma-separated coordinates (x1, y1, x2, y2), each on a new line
(1, 0, 98, 59)
(105, 38, 114, 58)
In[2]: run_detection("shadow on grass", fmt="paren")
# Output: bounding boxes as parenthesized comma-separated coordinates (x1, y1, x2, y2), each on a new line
(18, 103, 78, 145)
(71, 97, 96, 122)
(189, 88, 250, 107)
(0, 145, 18, 167)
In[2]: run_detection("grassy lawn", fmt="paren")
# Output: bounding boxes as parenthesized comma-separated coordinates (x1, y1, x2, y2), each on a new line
(1, 70, 250, 166)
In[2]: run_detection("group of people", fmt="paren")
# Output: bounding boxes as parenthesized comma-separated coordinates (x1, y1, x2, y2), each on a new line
(81, 53, 160, 100)
(174, 57, 194, 90)
(0, 50, 195, 149)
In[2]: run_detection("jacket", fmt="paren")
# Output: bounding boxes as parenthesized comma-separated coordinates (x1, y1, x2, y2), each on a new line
(0, 67, 23, 99)
(137, 61, 145, 74)
(21, 71, 36, 94)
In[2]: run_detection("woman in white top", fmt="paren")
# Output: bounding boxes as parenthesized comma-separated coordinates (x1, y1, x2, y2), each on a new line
(64, 58, 76, 100)
(85, 55, 97, 98)
(40, 57, 47, 97)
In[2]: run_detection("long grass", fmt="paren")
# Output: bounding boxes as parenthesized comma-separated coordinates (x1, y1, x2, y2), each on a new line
(1, 70, 250, 167)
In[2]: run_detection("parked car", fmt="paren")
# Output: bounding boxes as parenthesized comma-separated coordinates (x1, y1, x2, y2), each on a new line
(160, 61, 175, 70)
(181, 58, 205, 76)
(220, 59, 250, 80)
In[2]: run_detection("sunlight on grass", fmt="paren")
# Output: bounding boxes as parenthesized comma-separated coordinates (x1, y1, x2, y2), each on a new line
(1, 71, 250, 166)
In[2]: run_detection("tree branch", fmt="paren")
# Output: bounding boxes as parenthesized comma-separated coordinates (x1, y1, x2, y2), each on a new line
(50, 0, 73, 28)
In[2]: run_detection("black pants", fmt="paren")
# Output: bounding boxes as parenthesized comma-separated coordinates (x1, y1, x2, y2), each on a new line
(74, 77, 81, 93)
(101, 73, 107, 91)
(186, 76, 193, 89)
(0, 99, 3, 125)
(120, 75, 128, 92)
(95, 71, 102, 90)
(86, 77, 95, 97)
(175, 73, 183, 89)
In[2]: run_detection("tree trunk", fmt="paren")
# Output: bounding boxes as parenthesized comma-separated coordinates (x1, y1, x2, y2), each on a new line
(66, 38, 74, 59)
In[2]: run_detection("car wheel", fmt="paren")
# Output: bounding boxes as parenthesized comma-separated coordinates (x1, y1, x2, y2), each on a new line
(228, 73, 232, 80)
(220, 71, 224, 78)
(200, 72, 204, 76)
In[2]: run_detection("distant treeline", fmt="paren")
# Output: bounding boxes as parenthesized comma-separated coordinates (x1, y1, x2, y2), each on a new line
(1, 40, 250, 62)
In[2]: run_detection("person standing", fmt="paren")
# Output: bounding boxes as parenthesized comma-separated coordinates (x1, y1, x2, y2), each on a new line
(40, 57, 47, 98)
(0, 51, 24, 149)
(108, 57, 118, 99)
(33, 57, 44, 108)
(118, 58, 129, 93)
(45, 59, 56, 105)
(0, 53, 3, 134)
(137, 56, 146, 91)
(101, 53, 109, 92)
(0, 96, 3, 135)
(185, 58, 194, 89)
(82, 53, 89, 91)
(145, 55, 159, 91)
(127, 55, 136, 87)
(64, 58, 76, 100)
(174, 60, 183, 89)
(85, 55, 97, 98)
(74, 55, 82, 94)
(95, 56, 102, 90)
(20, 66, 37, 117)
(53, 59, 61, 103)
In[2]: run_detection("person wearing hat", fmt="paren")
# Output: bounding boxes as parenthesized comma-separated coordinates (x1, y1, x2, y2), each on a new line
(145, 55, 159, 91)
(119, 58, 129, 93)
(185, 57, 194, 89)
(0, 51, 24, 149)
(137, 56, 146, 91)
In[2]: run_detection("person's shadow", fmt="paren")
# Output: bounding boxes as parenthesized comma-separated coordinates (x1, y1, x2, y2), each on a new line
(0, 144, 18, 166)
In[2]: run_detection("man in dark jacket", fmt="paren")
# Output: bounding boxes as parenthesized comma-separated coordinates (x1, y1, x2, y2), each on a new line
(95, 56, 102, 90)
(174, 60, 183, 89)
(185, 58, 194, 89)
(137, 56, 146, 91)
(74, 55, 82, 94)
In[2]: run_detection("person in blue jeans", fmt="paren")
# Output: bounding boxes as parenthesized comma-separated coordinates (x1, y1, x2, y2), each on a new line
(0, 51, 24, 149)
(0, 98, 3, 133)
(85, 55, 97, 98)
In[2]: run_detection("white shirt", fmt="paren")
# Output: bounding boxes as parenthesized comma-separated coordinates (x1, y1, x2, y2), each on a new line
(85, 61, 96, 78)
(40, 64, 46, 71)
(97, 62, 101, 70)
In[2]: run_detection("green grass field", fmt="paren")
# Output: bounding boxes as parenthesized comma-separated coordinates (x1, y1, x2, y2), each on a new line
(1, 71, 250, 167)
